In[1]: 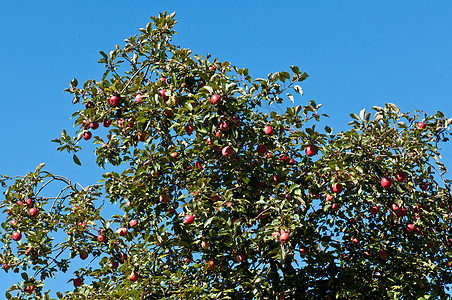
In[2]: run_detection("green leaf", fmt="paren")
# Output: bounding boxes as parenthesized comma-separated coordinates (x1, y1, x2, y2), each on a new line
(73, 154, 82, 166)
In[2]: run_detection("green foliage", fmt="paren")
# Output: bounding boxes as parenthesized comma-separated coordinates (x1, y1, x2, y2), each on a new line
(1, 11, 452, 299)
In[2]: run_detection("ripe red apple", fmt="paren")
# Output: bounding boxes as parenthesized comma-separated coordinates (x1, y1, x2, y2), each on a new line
(395, 171, 407, 182)
(170, 152, 178, 158)
(351, 237, 359, 245)
(279, 232, 290, 243)
(305, 145, 317, 157)
(299, 248, 308, 256)
(419, 182, 428, 190)
(210, 94, 221, 104)
(406, 223, 416, 233)
(129, 219, 138, 228)
(392, 203, 400, 211)
(158, 89, 168, 100)
(331, 183, 343, 194)
(397, 207, 406, 217)
(263, 125, 273, 135)
(73, 278, 83, 287)
(80, 250, 88, 260)
(97, 234, 106, 242)
(118, 227, 128, 237)
(363, 250, 370, 257)
(417, 122, 426, 129)
(185, 123, 194, 135)
(12, 231, 22, 241)
(82, 131, 92, 140)
(29, 207, 38, 217)
(330, 203, 339, 212)
(205, 260, 215, 270)
(183, 257, 190, 264)
(135, 94, 142, 103)
(194, 160, 203, 170)
(109, 95, 120, 106)
(10, 219, 17, 226)
(208, 66, 216, 72)
(381, 177, 392, 189)
(370, 206, 378, 216)
(222, 146, 234, 157)
(201, 241, 211, 249)
(102, 119, 111, 127)
(24, 285, 35, 294)
(184, 214, 194, 225)
(236, 254, 245, 262)
(378, 249, 388, 259)
(89, 121, 99, 130)
(159, 193, 169, 203)
(26, 198, 33, 207)
(256, 144, 267, 154)
(129, 272, 139, 282)
(137, 132, 147, 142)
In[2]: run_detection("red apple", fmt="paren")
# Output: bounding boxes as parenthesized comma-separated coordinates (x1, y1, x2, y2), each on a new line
(80, 250, 88, 260)
(26, 198, 33, 207)
(10, 219, 17, 226)
(299, 248, 308, 256)
(256, 144, 267, 154)
(185, 123, 194, 135)
(129, 219, 138, 228)
(97, 234, 106, 242)
(331, 203, 339, 212)
(28, 207, 38, 217)
(279, 232, 290, 243)
(236, 254, 245, 262)
(263, 125, 273, 135)
(419, 182, 428, 190)
(170, 152, 178, 158)
(406, 223, 416, 233)
(222, 146, 234, 157)
(381, 177, 392, 189)
(205, 260, 215, 270)
(135, 94, 142, 103)
(305, 145, 317, 157)
(73, 278, 83, 287)
(129, 272, 139, 282)
(331, 183, 343, 194)
(397, 207, 406, 217)
(210, 94, 221, 104)
(111, 260, 119, 269)
(137, 132, 147, 142)
(89, 121, 99, 130)
(395, 171, 407, 182)
(184, 214, 194, 225)
(102, 119, 111, 127)
(24, 285, 35, 294)
(351, 237, 359, 245)
(378, 249, 389, 259)
(183, 257, 190, 264)
(392, 203, 400, 211)
(109, 96, 120, 106)
(12, 231, 22, 241)
(417, 122, 426, 129)
(158, 89, 168, 100)
(208, 66, 216, 72)
(159, 193, 170, 203)
(194, 160, 203, 170)
(201, 241, 210, 249)
(370, 206, 378, 216)
(118, 227, 128, 237)
(82, 131, 92, 140)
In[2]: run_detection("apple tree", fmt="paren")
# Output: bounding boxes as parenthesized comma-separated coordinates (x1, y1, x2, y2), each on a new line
(2, 12, 452, 299)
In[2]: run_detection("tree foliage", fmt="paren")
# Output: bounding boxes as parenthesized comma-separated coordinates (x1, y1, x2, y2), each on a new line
(2, 12, 452, 299)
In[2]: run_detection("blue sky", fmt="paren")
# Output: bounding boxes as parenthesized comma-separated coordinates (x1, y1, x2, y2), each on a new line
(1, 0, 452, 296)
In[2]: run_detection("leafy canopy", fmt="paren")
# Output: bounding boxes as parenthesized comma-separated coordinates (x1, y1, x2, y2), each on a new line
(1, 12, 452, 300)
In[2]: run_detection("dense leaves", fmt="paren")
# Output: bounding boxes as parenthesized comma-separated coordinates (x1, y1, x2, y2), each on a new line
(2, 12, 452, 299)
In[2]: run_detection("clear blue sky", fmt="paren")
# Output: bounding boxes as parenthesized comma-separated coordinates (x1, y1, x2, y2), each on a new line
(1, 0, 452, 296)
